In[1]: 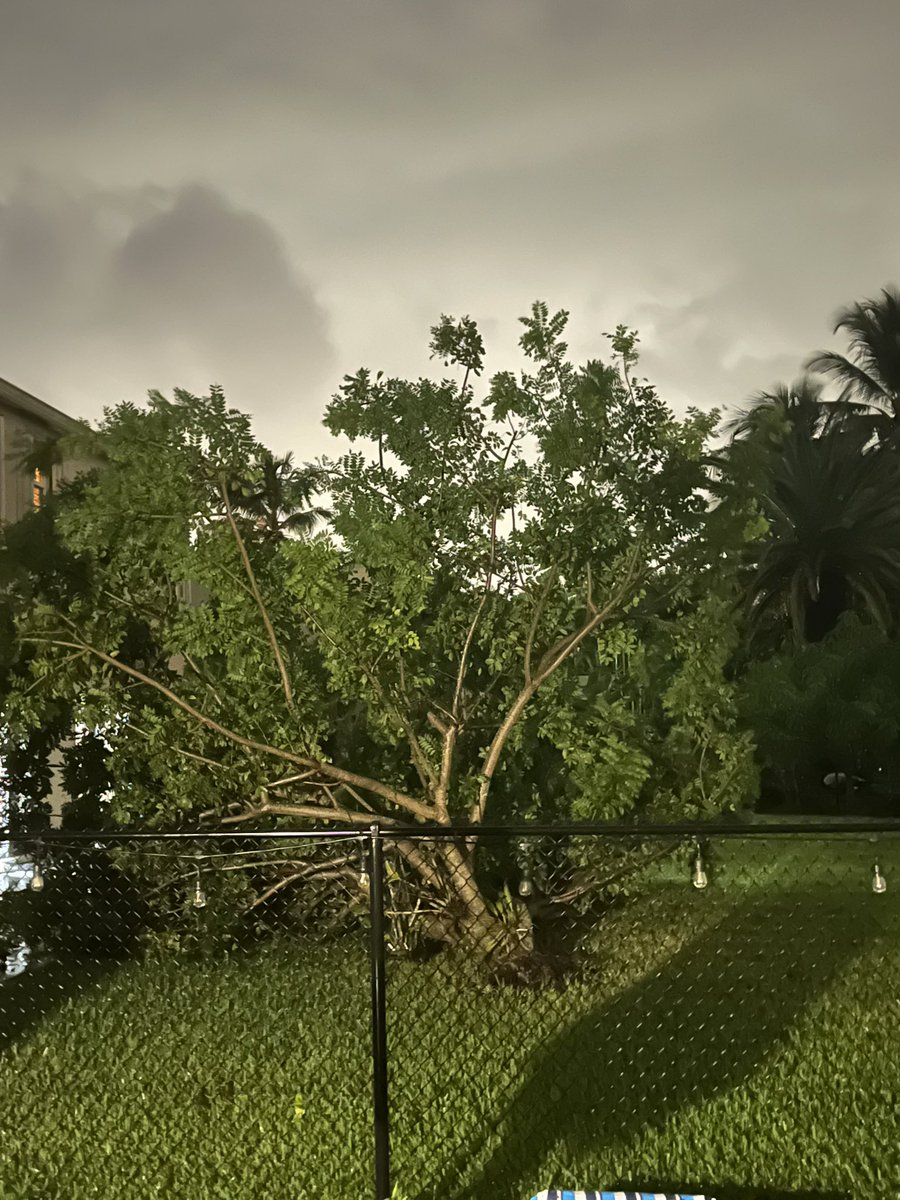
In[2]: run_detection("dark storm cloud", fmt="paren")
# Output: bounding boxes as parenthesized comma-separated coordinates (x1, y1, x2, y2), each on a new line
(1, 0, 898, 442)
(0, 177, 334, 453)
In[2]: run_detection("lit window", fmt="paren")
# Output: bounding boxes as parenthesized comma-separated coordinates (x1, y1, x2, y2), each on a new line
(33, 468, 45, 511)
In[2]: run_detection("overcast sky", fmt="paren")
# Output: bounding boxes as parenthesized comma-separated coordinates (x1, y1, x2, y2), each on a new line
(1, 0, 898, 458)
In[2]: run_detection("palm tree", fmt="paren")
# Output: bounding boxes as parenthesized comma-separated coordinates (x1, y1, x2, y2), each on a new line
(805, 284, 900, 441)
(706, 375, 836, 525)
(226, 452, 330, 539)
(722, 376, 835, 443)
(713, 289, 900, 649)
(746, 418, 900, 644)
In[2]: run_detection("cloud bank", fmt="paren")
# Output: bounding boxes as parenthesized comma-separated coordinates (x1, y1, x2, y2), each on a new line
(0, 177, 334, 454)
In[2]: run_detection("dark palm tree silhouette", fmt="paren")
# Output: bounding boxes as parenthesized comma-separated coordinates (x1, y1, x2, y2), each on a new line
(722, 376, 835, 444)
(225, 451, 330, 539)
(709, 362, 900, 647)
(805, 284, 900, 441)
(746, 417, 900, 643)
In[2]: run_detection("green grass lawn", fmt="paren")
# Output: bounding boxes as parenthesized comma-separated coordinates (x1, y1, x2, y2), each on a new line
(1, 835, 899, 1199)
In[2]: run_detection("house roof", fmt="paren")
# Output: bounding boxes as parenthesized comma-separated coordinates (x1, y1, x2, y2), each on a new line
(0, 376, 85, 434)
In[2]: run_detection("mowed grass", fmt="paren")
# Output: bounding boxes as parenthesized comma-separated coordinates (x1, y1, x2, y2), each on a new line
(1, 836, 899, 1200)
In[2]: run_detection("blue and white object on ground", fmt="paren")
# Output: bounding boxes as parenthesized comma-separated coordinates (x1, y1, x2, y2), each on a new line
(530, 1192, 713, 1199)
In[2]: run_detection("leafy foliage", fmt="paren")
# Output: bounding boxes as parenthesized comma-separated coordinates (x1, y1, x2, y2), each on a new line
(1, 305, 759, 951)
(739, 613, 900, 809)
(223, 449, 330, 539)
(711, 289, 900, 650)
(806, 283, 900, 430)
(746, 418, 900, 643)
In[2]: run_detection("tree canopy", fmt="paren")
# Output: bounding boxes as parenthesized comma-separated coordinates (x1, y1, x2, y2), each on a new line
(1, 303, 760, 955)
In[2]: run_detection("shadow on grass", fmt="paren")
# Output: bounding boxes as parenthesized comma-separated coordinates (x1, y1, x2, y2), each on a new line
(444, 891, 871, 1200)
(0, 956, 117, 1051)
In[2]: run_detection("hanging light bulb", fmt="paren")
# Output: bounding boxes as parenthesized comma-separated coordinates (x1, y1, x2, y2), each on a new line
(192, 863, 207, 909)
(29, 860, 45, 893)
(517, 836, 534, 898)
(691, 844, 708, 890)
(873, 864, 887, 895)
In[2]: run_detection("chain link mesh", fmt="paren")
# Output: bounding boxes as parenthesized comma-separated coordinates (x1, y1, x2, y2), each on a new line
(1, 827, 898, 1199)
(0, 831, 373, 1199)
(381, 830, 900, 1200)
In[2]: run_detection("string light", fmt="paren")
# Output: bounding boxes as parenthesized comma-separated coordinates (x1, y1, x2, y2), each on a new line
(358, 837, 370, 891)
(191, 860, 207, 909)
(517, 837, 534, 898)
(691, 843, 708, 890)
(28, 839, 45, 893)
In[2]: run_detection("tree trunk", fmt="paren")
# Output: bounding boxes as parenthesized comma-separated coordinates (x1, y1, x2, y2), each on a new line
(396, 839, 535, 973)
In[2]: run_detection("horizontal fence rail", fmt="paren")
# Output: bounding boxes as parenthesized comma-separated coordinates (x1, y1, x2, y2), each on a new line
(1, 823, 898, 1199)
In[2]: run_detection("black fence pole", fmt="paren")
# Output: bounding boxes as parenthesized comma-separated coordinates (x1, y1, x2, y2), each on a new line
(367, 823, 391, 1200)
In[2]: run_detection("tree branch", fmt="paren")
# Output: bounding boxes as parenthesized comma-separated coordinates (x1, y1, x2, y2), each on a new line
(180, 651, 227, 709)
(22, 635, 434, 822)
(220, 478, 295, 715)
(219, 802, 410, 829)
(264, 770, 319, 789)
(129, 726, 223, 771)
(294, 601, 438, 797)
(524, 565, 559, 687)
(433, 509, 499, 818)
(470, 542, 645, 825)
(246, 856, 358, 910)
(452, 508, 498, 724)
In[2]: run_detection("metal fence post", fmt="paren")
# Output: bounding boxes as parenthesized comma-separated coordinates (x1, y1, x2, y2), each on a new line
(367, 823, 391, 1200)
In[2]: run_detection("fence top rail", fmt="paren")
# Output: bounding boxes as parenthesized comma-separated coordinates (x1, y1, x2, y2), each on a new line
(3, 819, 900, 844)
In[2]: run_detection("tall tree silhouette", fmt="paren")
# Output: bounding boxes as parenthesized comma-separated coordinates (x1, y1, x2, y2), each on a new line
(711, 374, 900, 647)
(751, 420, 900, 644)
(225, 451, 330, 539)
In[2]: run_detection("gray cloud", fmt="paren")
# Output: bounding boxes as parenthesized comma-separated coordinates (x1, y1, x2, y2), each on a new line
(0, 177, 334, 454)
(1, 0, 899, 444)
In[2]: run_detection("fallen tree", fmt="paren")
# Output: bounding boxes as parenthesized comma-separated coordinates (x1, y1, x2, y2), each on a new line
(1, 304, 760, 967)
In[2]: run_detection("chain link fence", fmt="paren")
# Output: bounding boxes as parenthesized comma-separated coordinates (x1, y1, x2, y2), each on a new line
(1, 823, 898, 1199)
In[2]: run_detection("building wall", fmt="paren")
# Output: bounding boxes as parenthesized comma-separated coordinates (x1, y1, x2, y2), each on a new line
(0, 388, 94, 526)
(0, 405, 48, 525)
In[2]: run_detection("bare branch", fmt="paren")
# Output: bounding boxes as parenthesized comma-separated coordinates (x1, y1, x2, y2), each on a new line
(220, 477, 295, 715)
(524, 565, 559, 687)
(452, 508, 498, 724)
(433, 727, 457, 820)
(265, 770, 319, 789)
(334, 782, 378, 814)
(470, 542, 645, 825)
(219, 802, 411, 829)
(433, 508, 499, 818)
(246, 856, 358, 910)
(180, 652, 227, 709)
(426, 711, 449, 735)
(586, 562, 597, 616)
